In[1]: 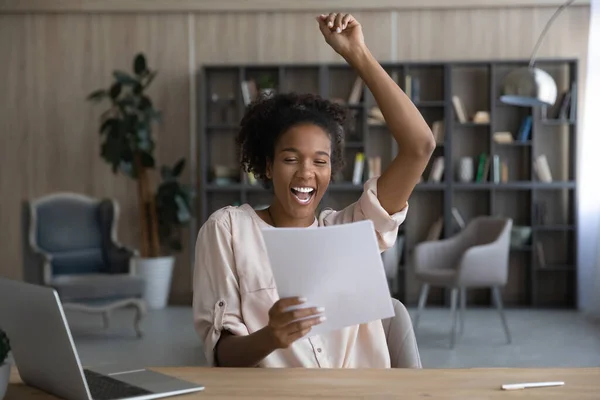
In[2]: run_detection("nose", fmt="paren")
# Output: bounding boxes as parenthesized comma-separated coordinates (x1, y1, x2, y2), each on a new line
(295, 159, 316, 179)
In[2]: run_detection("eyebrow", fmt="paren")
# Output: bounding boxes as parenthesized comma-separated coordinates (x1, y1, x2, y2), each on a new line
(279, 147, 330, 157)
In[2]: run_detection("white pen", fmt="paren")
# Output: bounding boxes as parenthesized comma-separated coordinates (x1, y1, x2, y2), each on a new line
(501, 381, 565, 390)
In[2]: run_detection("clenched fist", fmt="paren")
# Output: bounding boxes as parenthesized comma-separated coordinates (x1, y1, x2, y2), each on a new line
(316, 12, 366, 61)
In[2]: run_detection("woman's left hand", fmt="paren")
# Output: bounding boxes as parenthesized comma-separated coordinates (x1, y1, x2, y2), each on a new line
(316, 13, 365, 60)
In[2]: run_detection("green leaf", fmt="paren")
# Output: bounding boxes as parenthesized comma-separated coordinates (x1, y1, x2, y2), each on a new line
(143, 70, 157, 88)
(134, 53, 147, 76)
(113, 70, 138, 85)
(109, 82, 122, 100)
(87, 89, 107, 102)
(172, 158, 185, 177)
(139, 96, 152, 110)
(133, 82, 143, 95)
(160, 165, 172, 181)
(140, 152, 155, 168)
(100, 118, 118, 135)
(175, 194, 191, 223)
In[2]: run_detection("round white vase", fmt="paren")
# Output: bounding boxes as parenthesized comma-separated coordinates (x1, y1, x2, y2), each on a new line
(457, 157, 474, 182)
(133, 256, 175, 310)
(0, 362, 10, 400)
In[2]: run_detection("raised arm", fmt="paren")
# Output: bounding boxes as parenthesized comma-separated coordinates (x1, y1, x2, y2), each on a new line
(316, 13, 435, 214)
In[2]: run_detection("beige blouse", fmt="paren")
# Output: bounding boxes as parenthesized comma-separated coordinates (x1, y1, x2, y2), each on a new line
(192, 177, 408, 368)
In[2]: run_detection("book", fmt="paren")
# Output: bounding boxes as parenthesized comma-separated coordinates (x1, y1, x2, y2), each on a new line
(492, 155, 500, 183)
(534, 155, 553, 182)
(452, 95, 468, 123)
(432, 121, 445, 144)
(475, 153, 487, 182)
(352, 152, 365, 185)
(452, 207, 466, 230)
(428, 157, 444, 182)
(348, 77, 364, 104)
(517, 116, 532, 142)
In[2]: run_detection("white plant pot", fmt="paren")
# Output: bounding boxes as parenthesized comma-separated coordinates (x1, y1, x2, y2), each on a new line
(0, 362, 10, 400)
(133, 256, 175, 310)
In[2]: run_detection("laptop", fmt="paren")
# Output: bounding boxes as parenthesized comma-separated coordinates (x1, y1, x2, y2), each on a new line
(0, 277, 205, 400)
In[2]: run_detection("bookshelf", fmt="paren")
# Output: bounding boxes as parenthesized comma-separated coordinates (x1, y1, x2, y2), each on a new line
(199, 58, 578, 309)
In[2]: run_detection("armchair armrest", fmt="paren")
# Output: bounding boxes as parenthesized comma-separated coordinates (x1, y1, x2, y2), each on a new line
(456, 241, 510, 286)
(104, 240, 138, 274)
(25, 242, 53, 285)
(413, 235, 466, 273)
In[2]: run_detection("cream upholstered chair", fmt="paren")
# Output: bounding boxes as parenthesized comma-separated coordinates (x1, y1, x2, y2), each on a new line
(412, 216, 513, 349)
(382, 298, 422, 368)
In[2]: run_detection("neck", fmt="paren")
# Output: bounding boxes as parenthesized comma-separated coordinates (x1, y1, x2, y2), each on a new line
(267, 200, 315, 228)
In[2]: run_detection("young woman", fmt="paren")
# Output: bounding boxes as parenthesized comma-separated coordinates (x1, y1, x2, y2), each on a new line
(193, 12, 435, 368)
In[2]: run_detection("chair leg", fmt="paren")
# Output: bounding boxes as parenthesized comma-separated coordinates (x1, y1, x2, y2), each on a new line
(102, 311, 111, 329)
(413, 283, 430, 332)
(459, 288, 466, 335)
(134, 301, 145, 338)
(449, 287, 459, 349)
(492, 286, 512, 344)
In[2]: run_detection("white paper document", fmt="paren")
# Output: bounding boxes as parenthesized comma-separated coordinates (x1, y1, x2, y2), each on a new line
(261, 220, 394, 336)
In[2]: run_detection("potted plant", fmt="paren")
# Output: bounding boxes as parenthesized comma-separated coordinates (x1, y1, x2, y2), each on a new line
(0, 328, 11, 400)
(257, 74, 276, 97)
(87, 53, 193, 309)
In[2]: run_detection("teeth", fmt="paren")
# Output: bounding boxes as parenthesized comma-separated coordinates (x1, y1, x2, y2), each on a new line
(292, 187, 315, 193)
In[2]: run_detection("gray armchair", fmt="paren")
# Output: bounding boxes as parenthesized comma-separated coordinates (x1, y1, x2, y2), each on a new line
(22, 193, 146, 337)
(412, 216, 513, 348)
(382, 298, 422, 368)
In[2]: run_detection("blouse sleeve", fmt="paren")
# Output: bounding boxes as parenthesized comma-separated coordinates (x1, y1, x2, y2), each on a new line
(192, 214, 249, 366)
(319, 176, 408, 252)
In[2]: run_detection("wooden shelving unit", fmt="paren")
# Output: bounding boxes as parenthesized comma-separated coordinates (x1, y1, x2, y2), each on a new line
(199, 58, 578, 309)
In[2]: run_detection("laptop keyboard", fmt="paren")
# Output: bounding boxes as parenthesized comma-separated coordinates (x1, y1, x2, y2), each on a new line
(84, 369, 153, 400)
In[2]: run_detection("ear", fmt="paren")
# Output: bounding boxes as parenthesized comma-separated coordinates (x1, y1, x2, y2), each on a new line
(266, 159, 273, 179)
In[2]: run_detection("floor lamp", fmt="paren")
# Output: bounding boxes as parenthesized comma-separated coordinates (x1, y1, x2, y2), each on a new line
(499, 0, 576, 107)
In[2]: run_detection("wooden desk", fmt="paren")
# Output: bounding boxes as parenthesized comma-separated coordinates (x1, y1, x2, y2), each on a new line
(7, 366, 600, 399)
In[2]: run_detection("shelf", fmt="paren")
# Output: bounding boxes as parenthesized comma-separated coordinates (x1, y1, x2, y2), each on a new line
(452, 182, 576, 190)
(536, 265, 575, 272)
(206, 183, 259, 192)
(541, 119, 575, 126)
(415, 100, 445, 108)
(345, 141, 364, 149)
(455, 122, 490, 127)
(346, 103, 364, 110)
(533, 181, 576, 189)
(206, 124, 238, 130)
(328, 183, 364, 191)
(494, 141, 531, 147)
(416, 182, 446, 190)
(533, 225, 575, 231)
(453, 182, 531, 189)
(201, 59, 578, 309)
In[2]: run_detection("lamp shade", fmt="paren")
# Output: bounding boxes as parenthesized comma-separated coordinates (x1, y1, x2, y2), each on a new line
(499, 67, 558, 107)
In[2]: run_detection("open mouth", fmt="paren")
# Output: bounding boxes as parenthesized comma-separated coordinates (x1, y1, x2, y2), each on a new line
(290, 186, 316, 205)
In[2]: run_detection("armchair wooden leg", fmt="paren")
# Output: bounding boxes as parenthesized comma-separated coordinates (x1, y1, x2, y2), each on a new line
(492, 286, 512, 344)
(413, 283, 430, 332)
(459, 288, 466, 335)
(449, 287, 459, 349)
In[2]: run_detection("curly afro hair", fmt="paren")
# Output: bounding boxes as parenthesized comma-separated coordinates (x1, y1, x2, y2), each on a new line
(236, 92, 348, 187)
